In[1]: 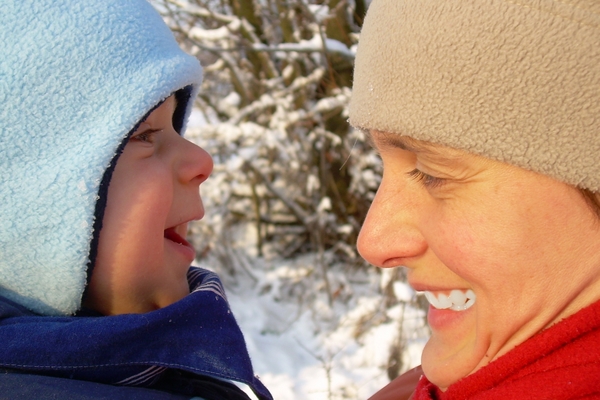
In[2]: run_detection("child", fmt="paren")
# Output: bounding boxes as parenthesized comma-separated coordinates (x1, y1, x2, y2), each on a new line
(0, 1, 272, 399)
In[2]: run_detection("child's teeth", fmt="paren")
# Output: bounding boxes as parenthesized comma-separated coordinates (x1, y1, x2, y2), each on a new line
(422, 289, 476, 311)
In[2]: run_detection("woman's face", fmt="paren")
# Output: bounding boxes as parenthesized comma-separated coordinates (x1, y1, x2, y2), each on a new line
(358, 131, 600, 389)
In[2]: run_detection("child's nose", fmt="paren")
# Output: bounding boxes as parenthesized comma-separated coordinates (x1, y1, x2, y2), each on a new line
(177, 137, 213, 185)
(357, 176, 427, 269)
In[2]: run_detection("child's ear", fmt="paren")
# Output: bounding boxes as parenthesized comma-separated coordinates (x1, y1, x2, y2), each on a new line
(172, 86, 193, 134)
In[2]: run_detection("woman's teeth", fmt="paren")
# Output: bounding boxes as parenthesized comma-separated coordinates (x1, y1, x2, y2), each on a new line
(423, 289, 476, 311)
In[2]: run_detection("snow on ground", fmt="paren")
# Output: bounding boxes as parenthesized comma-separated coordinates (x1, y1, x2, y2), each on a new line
(187, 108, 430, 399)
(192, 226, 428, 400)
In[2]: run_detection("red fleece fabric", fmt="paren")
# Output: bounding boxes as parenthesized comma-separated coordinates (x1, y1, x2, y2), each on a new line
(415, 300, 600, 399)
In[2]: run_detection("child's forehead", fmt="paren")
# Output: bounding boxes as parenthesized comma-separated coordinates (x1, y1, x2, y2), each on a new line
(142, 95, 177, 125)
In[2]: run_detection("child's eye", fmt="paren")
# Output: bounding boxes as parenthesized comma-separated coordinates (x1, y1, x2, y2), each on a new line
(130, 130, 158, 144)
(407, 168, 445, 188)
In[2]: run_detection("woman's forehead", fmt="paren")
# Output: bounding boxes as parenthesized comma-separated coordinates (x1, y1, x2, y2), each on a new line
(368, 130, 468, 160)
(369, 130, 439, 152)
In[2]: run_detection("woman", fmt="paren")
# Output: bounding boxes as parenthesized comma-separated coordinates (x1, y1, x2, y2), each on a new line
(349, 0, 600, 399)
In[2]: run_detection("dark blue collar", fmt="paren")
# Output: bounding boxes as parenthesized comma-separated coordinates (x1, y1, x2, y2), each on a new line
(0, 267, 272, 400)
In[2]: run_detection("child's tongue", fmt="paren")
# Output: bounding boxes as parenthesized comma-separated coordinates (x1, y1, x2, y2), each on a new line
(164, 227, 190, 247)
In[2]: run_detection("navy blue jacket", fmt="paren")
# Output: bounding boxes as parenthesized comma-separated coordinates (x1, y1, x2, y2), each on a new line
(0, 268, 272, 400)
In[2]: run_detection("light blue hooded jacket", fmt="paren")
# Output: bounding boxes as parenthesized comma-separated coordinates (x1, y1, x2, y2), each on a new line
(0, 2, 273, 399)
(0, 0, 202, 316)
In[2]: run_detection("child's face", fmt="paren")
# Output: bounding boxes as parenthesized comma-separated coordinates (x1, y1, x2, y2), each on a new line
(85, 95, 213, 315)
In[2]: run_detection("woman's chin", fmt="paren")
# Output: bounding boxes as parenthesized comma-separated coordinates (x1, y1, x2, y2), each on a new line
(421, 331, 484, 390)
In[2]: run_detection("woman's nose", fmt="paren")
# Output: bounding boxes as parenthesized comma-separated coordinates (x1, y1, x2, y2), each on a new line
(357, 176, 427, 268)
(177, 137, 213, 185)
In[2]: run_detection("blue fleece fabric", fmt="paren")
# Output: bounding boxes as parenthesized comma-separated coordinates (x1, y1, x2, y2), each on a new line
(0, 0, 202, 315)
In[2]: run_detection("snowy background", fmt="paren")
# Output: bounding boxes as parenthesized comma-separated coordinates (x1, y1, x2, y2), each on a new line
(152, 1, 431, 398)
(185, 109, 429, 399)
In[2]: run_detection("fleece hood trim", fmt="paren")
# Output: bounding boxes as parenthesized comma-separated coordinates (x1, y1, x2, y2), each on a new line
(0, 0, 203, 315)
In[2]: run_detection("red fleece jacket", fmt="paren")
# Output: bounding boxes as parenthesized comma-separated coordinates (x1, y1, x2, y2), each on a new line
(415, 299, 600, 399)
(369, 300, 600, 400)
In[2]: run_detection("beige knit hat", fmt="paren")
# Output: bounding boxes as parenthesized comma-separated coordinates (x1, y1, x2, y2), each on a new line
(349, 0, 600, 191)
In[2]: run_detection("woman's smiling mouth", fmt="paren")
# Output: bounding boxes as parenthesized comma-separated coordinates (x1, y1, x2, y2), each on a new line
(421, 290, 476, 311)
(421, 289, 477, 331)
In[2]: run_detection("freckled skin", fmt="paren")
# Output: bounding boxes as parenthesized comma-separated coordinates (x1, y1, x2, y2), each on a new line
(358, 133, 600, 389)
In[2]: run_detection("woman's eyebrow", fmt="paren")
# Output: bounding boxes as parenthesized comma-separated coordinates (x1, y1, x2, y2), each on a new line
(365, 130, 441, 155)
(364, 130, 467, 167)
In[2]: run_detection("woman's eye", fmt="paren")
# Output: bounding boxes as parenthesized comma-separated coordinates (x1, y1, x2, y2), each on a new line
(407, 168, 445, 188)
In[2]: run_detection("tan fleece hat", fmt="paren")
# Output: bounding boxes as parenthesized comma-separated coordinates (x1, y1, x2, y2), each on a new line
(349, 0, 600, 191)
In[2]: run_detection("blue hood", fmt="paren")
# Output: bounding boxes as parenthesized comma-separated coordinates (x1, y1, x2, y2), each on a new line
(0, 0, 203, 315)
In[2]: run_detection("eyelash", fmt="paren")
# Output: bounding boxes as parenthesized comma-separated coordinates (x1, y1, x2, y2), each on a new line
(131, 131, 155, 144)
(407, 169, 445, 188)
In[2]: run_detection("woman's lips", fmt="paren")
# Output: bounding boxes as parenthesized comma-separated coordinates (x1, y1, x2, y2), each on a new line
(417, 289, 476, 331)
(427, 304, 473, 331)
(422, 289, 476, 311)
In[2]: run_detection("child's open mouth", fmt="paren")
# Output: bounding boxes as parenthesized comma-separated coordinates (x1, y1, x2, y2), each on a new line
(164, 226, 196, 263)
(164, 227, 192, 247)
